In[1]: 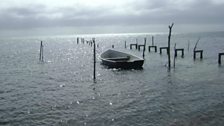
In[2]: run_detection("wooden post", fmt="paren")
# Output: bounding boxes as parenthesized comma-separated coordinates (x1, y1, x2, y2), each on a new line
(39, 41, 42, 61)
(193, 38, 201, 60)
(168, 23, 174, 70)
(194, 38, 200, 51)
(173, 43, 176, 68)
(218, 53, 224, 64)
(152, 36, 154, 46)
(39, 41, 44, 62)
(93, 38, 96, 81)
(218, 54, 221, 64)
(188, 40, 190, 52)
(125, 41, 127, 48)
(77, 37, 79, 44)
(142, 38, 146, 59)
(41, 42, 44, 62)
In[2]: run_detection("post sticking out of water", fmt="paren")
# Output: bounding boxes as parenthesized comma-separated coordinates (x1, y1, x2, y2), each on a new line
(142, 38, 146, 59)
(77, 37, 79, 44)
(39, 41, 44, 62)
(188, 40, 190, 52)
(93, 38, 96, 82)
(168, 23, 174, 70)
(152, 36, 154, 46)
(125, 41, 127, 48)
(194, 38, 200, 51)
(173, 43, 176, 68)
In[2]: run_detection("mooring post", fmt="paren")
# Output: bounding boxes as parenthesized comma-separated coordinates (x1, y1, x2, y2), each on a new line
(136, 38, 138, 49)
(152, 36, 154, 46)
(142, 38, 146, 59)
(173, 43, 176, 68)
(193, 38, 203, 60)
(39, 41, 44, 62)
(39, 41, 42, 61)
(218, 53, 224, 64)
(188, 40, 190, 52)
(168, 23, 174, 70)
(77, 37, 79, 44)
(93, 38, 96, 81)
(41, 42, 44, 62)
(125, 41, 127, 48)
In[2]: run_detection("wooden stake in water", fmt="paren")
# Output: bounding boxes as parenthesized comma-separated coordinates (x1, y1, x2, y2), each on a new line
(142, 38, 146, 59)
(152, 36, 154, 46)
(125, 41, 127, 48)
(194, 38, 200, 51)
(168, 23, 174, 70)
(77, 37, 79, 44)
(188, 40, 190, 52)
(93, 38, 96, 81)
(39, 41, 44, 62)
(173, 43, 176, 68)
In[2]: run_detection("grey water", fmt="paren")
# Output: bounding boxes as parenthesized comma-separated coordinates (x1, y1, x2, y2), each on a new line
(0, 32, 224, 126)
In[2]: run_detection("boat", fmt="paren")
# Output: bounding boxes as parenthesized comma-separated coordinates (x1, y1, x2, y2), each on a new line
(100, 49, 144, 69)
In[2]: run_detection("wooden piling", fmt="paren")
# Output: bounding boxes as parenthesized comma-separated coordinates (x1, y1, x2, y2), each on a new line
(193, 38, 203, 60)
(152, 36, 154, 46)
(188, 40, 190, 52)
(77, 37, 79, 44)
(125, 41, 127, 48)
(142, 38, 146, 59)
(148, 46, 157, 52)
(39, 41, 42, 61)
(218, 53, 224, 64)
(138, 45, 145, 51)
(130, 44, 138, 49)
(168, 23, 174, 70)
(175, 48, 184, 58)
(194, 50, 203, 59)
(39, 41, 44, 62)
(159, 47, 168, 54)
(173, 43, 176, 68)
(93, 38, 96, 81)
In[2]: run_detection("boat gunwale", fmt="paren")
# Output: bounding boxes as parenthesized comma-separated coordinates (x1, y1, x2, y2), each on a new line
(100, 49, 144, 63)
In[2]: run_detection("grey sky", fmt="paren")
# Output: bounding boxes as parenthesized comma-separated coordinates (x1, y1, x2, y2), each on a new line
(0, 0, 224, 36)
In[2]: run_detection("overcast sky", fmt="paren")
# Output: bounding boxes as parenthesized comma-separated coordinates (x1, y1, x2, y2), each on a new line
(0, 0, 224, 36)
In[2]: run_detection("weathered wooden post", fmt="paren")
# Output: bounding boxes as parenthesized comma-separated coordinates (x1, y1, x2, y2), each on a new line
(173, 43, 176, 68)
(168, 23, 174, 70)
(77, 37, 79, 44)
(218, 53, 224, 65)
(39, 41, 44, 62)
(188, 40, 190, 52)
(93, 38, 96, 81)
(125, 41, 127, 48)
(142, 38, 146, 59)
(152, 36, 154, 46)
(39, 41, 42, 61)
(193, 38, 203, 60)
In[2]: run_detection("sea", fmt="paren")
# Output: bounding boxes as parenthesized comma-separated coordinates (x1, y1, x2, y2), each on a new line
(0, 31, 224, 126)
